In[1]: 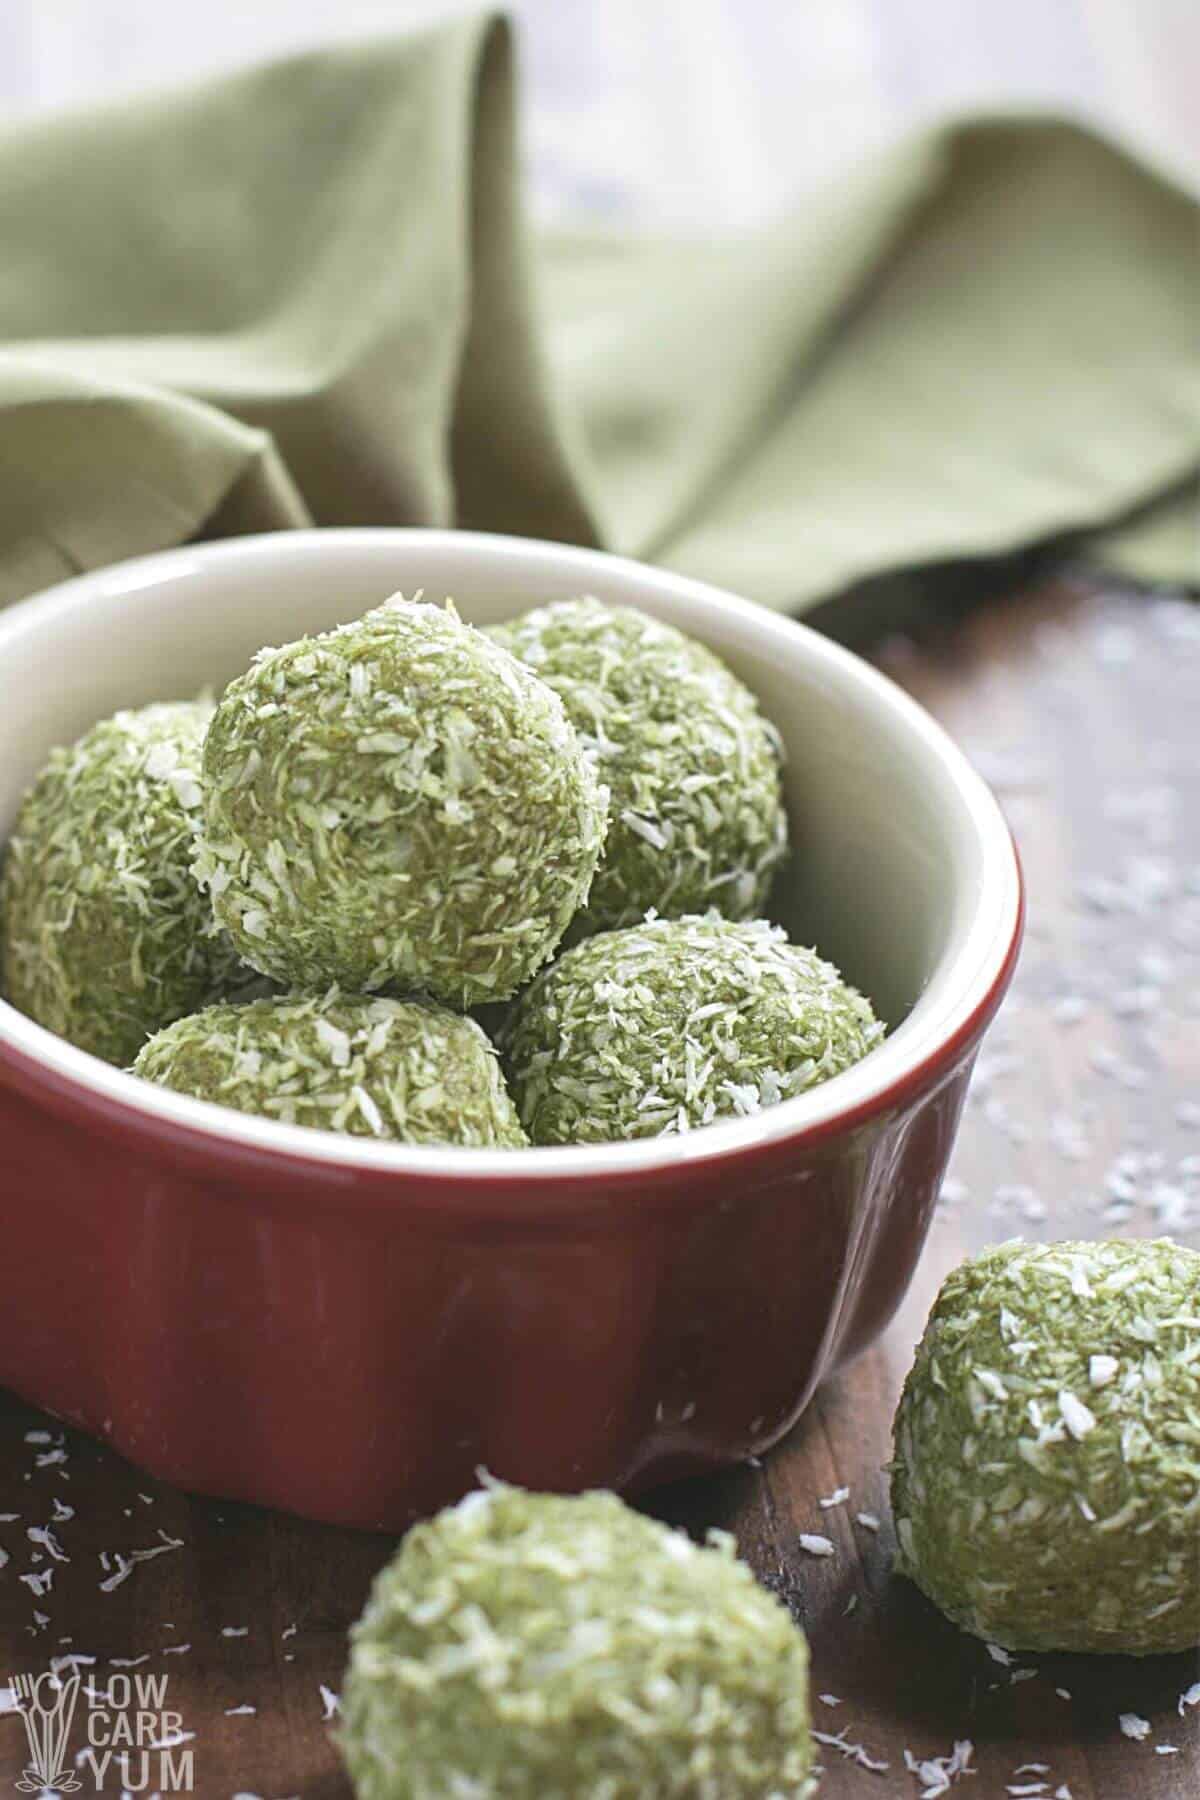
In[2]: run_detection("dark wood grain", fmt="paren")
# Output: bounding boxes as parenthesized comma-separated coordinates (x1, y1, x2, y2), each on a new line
(2, 576, 1197, 1799)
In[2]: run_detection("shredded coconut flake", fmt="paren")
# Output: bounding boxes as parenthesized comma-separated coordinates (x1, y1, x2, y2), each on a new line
(1058, 1390, 1097, 1440)
(813, 1727, 889, 1774)
(903, 1738, 975, 1796)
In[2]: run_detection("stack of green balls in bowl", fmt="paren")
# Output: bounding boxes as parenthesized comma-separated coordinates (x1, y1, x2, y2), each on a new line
(1, 590, 885, 1151)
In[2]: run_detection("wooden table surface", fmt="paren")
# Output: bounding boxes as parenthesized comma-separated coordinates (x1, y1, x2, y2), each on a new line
(2, 574, 1197, 1799)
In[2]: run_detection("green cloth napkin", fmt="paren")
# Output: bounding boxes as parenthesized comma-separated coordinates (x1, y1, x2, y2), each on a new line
(0, 12, 1195, 620)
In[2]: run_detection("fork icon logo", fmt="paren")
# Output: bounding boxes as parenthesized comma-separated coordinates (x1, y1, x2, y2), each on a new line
(8, 1671, 83, 1793)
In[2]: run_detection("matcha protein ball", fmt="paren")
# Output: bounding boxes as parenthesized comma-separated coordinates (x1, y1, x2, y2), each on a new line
(0, 701, 247, 1066)
(488, 597, 787, 936)
(892, 1238, 1200, 1655)
(134, 992, 527, 1147)
(193, 598, 609, 1005)
(341, 1480, 815, 1800)
(501, 914, 884, 1145)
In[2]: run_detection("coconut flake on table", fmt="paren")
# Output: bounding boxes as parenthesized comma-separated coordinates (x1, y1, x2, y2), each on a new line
(1111, 984, 1161, 1020)
(1048, 1113, 1090, 1162)
(1151, 1181, 1194, 1232)
(144, 1727, 195, 1752)
(27, 1525, 69, 1562)
(1087, 1042, 1149, 1089)
(98, 1555, 132, 1592)
(812, 1727, 889, 1774)
(993, 1183, 1045, 1223)
(50, 1654, 95, 1678)
(1119, 1713, 1151, 1741)
(798, 1533, 836, 1558)
(97, 1530, 184, 1592)
(902, 1738, 974, 1795)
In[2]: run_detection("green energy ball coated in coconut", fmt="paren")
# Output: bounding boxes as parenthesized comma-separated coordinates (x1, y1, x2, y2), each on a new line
(501, 914, 884, 1144)
(340, 1480, 815, 1800)
(891, 1238, 1200, 1655)
(488, 598, 787, 935)
(193, 598, 609, 1005)
(133, 992, 527, 1147)
(0, 701, 247, 1067)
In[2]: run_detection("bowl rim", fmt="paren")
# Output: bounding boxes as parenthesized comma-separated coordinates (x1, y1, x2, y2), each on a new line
(0, 528, 1024, 1190)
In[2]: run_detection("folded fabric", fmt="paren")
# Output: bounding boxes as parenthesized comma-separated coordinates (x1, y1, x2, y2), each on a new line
(0, 12, 1195, 619)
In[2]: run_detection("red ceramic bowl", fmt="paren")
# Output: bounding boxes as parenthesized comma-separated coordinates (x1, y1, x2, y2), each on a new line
(0, 531, 1021, 1530)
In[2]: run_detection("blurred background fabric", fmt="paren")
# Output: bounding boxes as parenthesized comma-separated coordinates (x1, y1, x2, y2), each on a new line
(3, 0, 1197, 229)
(0, 6, 1195, 620)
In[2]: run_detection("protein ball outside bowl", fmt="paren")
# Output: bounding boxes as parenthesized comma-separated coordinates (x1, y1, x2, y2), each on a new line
(133, 992, 527, 1147)
(488, 597, 787, 935)
(193, 598, 609, 1005)
(891, 1238, 1200, 1655)
(340, 1480, 815, 1800)
(0, 701, 247, 1066)
(501, 914, 884, 1145)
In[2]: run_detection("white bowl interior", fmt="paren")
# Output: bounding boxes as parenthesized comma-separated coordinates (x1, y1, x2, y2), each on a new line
(0, 531, 1019, 1176)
